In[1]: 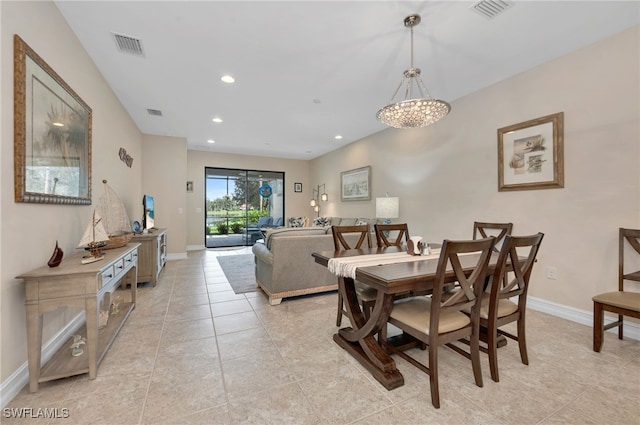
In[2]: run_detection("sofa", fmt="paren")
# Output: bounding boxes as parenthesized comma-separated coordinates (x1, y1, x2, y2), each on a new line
(252, 217, 382, 305)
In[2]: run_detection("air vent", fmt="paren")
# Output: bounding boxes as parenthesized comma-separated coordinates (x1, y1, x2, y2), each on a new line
(112, 32, 145, 56)
(147, 109, 163, 117)
(470, 0, 514, 19)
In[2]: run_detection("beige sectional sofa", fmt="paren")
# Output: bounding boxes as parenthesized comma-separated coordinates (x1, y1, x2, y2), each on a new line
(251, 217, 382, 305)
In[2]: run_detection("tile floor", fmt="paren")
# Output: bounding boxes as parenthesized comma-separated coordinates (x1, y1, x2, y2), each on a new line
(4, 248, 640, 424)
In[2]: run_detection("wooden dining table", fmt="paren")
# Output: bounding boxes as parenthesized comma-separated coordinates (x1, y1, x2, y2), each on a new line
(312, 246, 503, 390)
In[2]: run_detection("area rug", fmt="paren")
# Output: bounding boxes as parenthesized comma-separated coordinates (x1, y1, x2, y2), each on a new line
(216, 254, 258, 294)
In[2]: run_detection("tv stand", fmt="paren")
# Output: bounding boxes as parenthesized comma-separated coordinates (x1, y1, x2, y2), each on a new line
(126, 228, 167, 286)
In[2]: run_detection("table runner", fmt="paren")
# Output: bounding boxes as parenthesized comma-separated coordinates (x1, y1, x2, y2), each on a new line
(328, 250, 441, 279)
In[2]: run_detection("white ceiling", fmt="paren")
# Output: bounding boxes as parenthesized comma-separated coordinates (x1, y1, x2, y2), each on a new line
(54, 1, 639, 160)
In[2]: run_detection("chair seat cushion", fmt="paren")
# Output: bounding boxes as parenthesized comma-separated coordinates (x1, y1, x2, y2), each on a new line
(390, 297, 470, 335)
(592, 291, 640, 312)
(355, 282, 377, 302)
(477, 294, 518, 319)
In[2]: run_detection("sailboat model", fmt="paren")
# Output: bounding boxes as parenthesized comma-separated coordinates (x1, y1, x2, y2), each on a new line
(96, 180, 133, 249)
(78, 210, 110, 264)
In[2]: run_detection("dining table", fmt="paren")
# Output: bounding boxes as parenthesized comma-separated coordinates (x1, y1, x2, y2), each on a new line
(312, 245, 505, 390)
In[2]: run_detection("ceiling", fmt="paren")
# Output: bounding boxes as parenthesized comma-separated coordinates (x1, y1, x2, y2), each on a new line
(54, 1, 639, 160)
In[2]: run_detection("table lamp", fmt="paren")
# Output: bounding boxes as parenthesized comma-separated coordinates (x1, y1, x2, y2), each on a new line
(376, 196, 399, 224)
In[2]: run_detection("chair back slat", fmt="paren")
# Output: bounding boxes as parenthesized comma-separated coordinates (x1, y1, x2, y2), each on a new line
(489, 233, 544, 314)
(331, 224, 372, 251)
(473, 221, 513, 252)
(374, 223, 410, 248)
(431, 237, 496, 333)
(620, 228, 640, 291)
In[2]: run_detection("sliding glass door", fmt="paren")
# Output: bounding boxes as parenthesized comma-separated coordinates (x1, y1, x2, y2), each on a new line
(205, 167, 284, 248)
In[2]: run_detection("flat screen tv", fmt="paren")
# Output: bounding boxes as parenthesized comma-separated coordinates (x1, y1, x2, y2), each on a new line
(142, 194, 155, 230)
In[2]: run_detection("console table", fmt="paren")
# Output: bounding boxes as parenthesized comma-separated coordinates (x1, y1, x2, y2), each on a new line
(17, 243, 140, 392)
(128, 228, 167, 286)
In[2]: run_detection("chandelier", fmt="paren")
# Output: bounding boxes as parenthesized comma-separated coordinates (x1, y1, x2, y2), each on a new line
(376, 14, 450, 128)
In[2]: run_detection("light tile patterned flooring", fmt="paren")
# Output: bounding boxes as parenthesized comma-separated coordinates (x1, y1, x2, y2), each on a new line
(5, 248, 640, 424)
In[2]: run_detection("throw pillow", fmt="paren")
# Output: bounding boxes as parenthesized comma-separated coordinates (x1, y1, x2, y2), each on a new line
(355, 218, 369, 226)
(312, 216, 331, 227)
(289, 216, 306, 228)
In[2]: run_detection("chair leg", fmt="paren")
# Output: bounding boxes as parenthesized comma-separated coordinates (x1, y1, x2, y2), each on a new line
(618, 314, 624, 340)
(517, 316, 529, 366)
(470, 328, 484, 388)
(593, 302, 604, 352)
(428, 344, 440, 409)
(487, 325, 500, 383)
(336, 291, 343, 327)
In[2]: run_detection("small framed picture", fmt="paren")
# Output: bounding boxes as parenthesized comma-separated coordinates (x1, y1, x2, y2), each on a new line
(294, 182, 302, 193)
(186, 181, 193, 192)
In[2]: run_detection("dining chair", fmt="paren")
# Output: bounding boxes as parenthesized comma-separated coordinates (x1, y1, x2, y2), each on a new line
(473, 221, 513, 252)
(331, 224, 377, 327)
(592, 228, 640, 352)
(386, 237, 496, 408)
(374, 223, 410, 248)
(474, 232, 544, 382)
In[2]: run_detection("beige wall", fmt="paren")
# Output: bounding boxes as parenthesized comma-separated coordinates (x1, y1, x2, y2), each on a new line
(141, 135, 188, 257)
(311, 25, 640, 313)
(1, 1, 142, 382)
(186, 151, 309, 248)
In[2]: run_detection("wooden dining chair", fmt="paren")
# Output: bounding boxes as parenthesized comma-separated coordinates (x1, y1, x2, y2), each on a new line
(331, 224, 377, 327)
(386, 237, 496, 408)
(474, 232, 544, 382)
(592, 228, 640, 352)
(374, 223, 410, 248)
(473, 221, 513, 252)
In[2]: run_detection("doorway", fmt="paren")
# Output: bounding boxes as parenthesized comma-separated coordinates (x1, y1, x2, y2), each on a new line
(205, 167, 284, 248)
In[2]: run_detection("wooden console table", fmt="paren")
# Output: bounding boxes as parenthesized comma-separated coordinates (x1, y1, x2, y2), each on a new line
(128, 228, 167, 286)
(17, 243, 140, 392)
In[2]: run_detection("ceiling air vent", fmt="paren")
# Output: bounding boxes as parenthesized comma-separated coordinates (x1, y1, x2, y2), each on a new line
(147, 109, 163, 117)
(470, 0, 514, 20)
(112, 32, 145, 57)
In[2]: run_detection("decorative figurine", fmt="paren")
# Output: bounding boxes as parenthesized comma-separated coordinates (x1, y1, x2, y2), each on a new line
(70, 335, 86, 357)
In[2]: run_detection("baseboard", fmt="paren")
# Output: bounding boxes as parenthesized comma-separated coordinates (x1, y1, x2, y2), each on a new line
(167, 252, 188, 261)
(186, 244, 205, 251)
(527, 296, 640, 340)
(0, 312, 85, 408)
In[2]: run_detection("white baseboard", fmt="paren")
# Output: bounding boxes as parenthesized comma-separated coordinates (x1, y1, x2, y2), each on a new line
(167, 252, 188, 261)
(186, 245, 205, 251)
(0, 312, 85, 408)
(527, 296, 640, 340)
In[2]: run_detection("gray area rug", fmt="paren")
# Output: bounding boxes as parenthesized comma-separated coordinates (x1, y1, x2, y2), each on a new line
(216, 254, 258, 294)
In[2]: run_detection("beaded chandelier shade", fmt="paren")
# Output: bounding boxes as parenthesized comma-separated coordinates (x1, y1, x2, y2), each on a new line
(376, 14, 450, 128)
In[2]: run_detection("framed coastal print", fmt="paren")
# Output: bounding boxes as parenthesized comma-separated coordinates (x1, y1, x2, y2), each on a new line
(498, 112, 564, 192)
(340, 166, 371, 201)
(14, 35, 92, 204)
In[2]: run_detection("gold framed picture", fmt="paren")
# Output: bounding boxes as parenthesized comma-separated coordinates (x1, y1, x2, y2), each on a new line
(498, 112, 564, 192)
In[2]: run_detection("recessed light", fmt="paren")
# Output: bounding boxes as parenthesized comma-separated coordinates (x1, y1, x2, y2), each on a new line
(53, 122, 65, 127)
(221, 75, 235, 83)
(334, 135, 343, 140)
(207, 139, 215, 144)
(212, 117, 223, 123)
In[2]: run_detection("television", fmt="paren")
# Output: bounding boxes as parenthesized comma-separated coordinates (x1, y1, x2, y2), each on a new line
(142, 194, 155, 230)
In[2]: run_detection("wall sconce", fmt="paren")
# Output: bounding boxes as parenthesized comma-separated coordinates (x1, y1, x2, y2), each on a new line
(310, 184, 328, 216)
(376, 195, 399, 224)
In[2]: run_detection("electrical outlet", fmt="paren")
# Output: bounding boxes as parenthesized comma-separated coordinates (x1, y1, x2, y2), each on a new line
(546, 266, 558, 280)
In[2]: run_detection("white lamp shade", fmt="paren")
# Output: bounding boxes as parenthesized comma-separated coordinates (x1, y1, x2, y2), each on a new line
(376, 197, 399, 219)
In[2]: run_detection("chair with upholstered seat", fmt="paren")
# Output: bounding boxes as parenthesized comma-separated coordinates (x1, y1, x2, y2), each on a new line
(475, 232, 544, 382)
(374, 223, 410, 248)
(386, 237, 496, 408)
(592, 228, 640, 352)
(473, 221, 513, 252)
(331, 224, 378, 327)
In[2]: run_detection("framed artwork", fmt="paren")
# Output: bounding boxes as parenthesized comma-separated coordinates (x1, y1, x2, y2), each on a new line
(498, 112, 564, 192)
(340, 166, 371, 201)
(186, 181, 193, 192)
(14, 35, 92, 205)
(294, 182, 302, 193)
